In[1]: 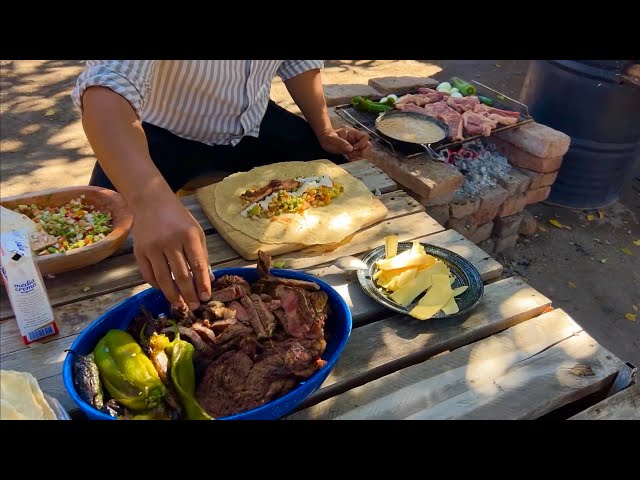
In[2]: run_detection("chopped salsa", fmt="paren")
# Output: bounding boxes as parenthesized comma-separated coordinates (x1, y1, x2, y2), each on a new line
(14, 195, 113, 254)
(240, 175, 344, 219)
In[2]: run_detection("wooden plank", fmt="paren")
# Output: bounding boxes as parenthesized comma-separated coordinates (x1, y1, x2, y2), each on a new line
(295, 277, 551, 410)
(1, 226, 500, 357)
(289, 309, 625, 420)
(569, 384, 640, 420)
(276, 211, 443, 270)
(0, 191, 420, 321)
(14, 276, 550, 416)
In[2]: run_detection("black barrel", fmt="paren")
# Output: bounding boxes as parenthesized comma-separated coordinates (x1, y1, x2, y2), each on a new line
(520, 60, 640, 209)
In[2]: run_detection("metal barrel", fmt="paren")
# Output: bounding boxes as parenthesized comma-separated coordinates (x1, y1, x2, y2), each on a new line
(520, 60, 640, 209)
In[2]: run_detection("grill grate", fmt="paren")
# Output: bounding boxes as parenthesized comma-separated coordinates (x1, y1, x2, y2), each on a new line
(334, 80, 534, 159)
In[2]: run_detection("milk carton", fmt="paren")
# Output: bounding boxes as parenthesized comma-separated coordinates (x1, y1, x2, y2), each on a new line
(0, 229, 58, 344)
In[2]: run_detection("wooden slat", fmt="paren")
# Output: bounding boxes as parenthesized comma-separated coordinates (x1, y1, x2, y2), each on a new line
(0, 191, 419, 321)
(289, 309, 625, 420)
(569, 384, 640, 420)
(12, 276, 550, 414)
(1, 228, 499, 358)
(294, 277, 551, 410)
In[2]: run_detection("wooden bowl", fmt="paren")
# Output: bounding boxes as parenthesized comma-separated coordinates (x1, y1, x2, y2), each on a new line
(1, 186, 133, 275)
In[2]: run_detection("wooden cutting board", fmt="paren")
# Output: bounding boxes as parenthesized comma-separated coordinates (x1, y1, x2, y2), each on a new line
(196, 162, 390, 260)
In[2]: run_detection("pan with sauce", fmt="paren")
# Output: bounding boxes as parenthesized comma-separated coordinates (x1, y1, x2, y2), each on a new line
(376, 115, 447, 144)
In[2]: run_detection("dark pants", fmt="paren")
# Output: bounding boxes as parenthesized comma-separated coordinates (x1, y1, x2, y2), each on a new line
(89, 101, 346, 192)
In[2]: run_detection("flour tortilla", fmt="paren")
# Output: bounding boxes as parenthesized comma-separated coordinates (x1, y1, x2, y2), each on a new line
(0, 206, 57, 252)
(212, 160, 388, 245)
(0, 370, 57, 420)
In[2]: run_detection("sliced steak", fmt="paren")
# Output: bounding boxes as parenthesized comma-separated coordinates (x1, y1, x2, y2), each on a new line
(192, 322, 218, 345)
(240, 295, 268, 338)
(213, 275, 251, 296)
(250, 294, 277, 338)
(256, 277, 321, 291)
(447, 96, 481, 113)
(257, 250, 272, 279)
(227, 300, 250, 324)
(274, 286, 317, 338)
(209, 285, 246, 303)
(203, 300, 237, 320)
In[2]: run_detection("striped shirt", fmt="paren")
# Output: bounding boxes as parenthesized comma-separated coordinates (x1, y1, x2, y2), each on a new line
(71, 60, 324, 146)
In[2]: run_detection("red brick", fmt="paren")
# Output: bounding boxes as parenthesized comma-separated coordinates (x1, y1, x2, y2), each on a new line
(496, 170, 531, 196)
(496, 194, 527, 217)
(478, 238, 495, 255)
(487, 137, 564, 173)
(493, 213, 524, 239)
(515, 168, 559, 190)
(519, 209, 538, 236)
(494, 121, 571, 158)
(494, 234, 519, 253)
(447, 215, 477, 238)
(369, 145, 463, 199)
(425, 204, 450, 226)
(422, 190, 455, 207)
(473, 185, 508, 225)
(368, 76, 439, 96)
(525, 186, 551, 205)
(323, 84, 382, 107)
(449, 191, 480, 218)
(468, 221, 494, 244)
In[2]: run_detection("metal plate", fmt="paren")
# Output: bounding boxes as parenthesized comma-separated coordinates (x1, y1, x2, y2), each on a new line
(356, 242, 484, 319)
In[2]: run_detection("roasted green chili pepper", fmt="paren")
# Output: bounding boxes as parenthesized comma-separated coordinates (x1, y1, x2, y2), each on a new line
(73, 353, 104, 410)
(351, 96, 392, 113)
(93, 329, 166, 411)
(168, 339, 213, 420)
(477, 95, 494, 106)
(450, 77, 477, 97)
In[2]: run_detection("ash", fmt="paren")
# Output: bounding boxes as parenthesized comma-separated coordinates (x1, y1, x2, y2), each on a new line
(450, 140, 512, 195)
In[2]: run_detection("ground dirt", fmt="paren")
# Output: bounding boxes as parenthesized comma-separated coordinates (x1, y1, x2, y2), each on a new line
(1, 59, 638, 366)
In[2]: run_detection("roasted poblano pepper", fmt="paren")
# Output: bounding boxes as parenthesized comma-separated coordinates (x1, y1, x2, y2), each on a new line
(93, 329, 166, 411)
(167, 339, 213, 420)
(351, 96, 392, 113)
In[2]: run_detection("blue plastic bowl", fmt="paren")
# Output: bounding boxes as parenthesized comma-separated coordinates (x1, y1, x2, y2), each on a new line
(63, 267, 352, 420)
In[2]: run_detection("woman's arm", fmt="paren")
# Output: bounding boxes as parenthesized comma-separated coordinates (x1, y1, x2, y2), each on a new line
(283, 67, 372, 160)
(75, 63, 211, 310)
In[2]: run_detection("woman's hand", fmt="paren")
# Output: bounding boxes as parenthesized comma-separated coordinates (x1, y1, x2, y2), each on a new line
(318, 127, 372, 161)
(133, 195, 211, 311)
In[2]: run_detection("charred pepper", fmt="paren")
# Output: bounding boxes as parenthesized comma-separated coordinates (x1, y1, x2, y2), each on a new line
(72, 353, 104, 410)
(450, 77, 477, 97)
(351, 96, 392, 113)
(93, 329, 166, 411)
(168, 339, 213, 420)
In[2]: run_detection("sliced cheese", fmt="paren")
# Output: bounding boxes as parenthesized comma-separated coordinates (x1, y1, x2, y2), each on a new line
(409, 274, 454, 320)
(395, 268, 417, 289)
(440, 285, 469, 315)
(385, 235, 398, 259)
(452, 286, 468, 296)
(376, 249, 436, 271)
(390, 262, 450, 307)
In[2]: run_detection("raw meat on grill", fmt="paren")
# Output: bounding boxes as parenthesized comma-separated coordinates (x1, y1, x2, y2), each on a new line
(462, 111, 498, 137)
(473, 104, 520, 125)
(447, 96, 481, 113)
(393, 90, 521, 141)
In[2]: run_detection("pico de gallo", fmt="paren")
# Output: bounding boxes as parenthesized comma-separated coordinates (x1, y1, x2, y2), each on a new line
(14, 195, 113, 254)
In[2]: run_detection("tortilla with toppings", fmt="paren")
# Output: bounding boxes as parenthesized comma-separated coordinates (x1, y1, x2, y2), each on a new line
(207, 160, 388, 245)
